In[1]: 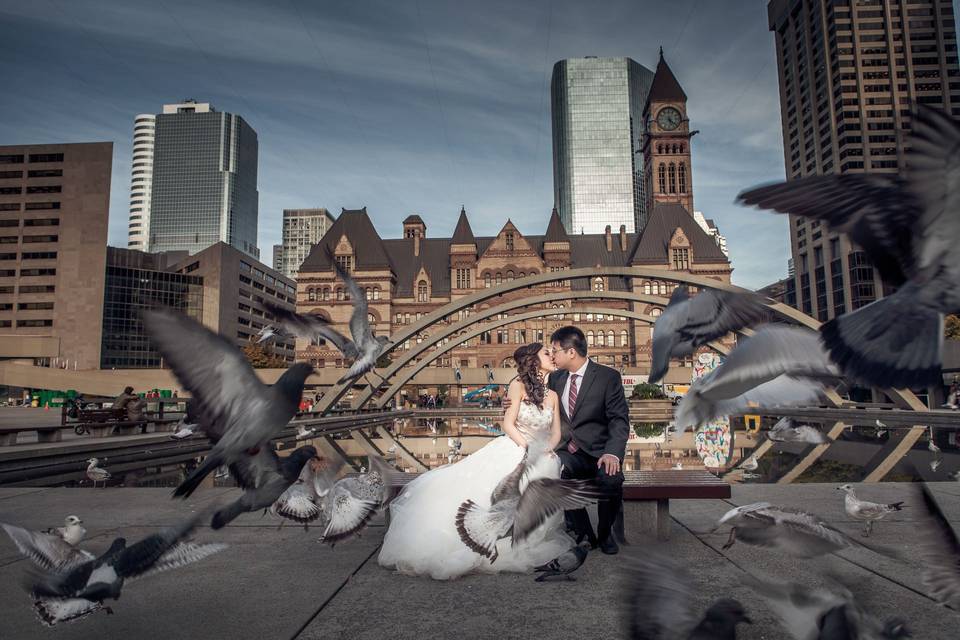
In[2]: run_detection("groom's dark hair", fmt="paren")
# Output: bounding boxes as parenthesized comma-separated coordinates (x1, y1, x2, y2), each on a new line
(550, 326, 588, 357)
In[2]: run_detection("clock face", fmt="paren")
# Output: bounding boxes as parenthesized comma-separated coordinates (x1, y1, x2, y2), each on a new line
(657, 107, 682, 131)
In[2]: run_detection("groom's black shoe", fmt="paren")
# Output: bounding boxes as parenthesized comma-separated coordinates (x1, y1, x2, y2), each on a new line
(599, 536, 619, 555)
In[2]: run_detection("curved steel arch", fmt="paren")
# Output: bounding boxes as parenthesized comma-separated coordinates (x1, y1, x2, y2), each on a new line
(373, 305, 732, 407)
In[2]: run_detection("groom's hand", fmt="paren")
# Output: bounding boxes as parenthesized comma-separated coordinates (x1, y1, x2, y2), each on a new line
(598, 454, 620, 475)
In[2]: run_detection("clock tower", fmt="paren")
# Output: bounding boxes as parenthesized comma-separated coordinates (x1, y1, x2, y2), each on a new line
(643, 48, 696, 215)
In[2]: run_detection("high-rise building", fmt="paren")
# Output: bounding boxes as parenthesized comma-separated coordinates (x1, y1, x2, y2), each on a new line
(0, 142, 112, 370)
(277, 208, 336, 278)
(127, 114, 155, 250)
(768, 0, 960, 321)
(551, 57, 654, 235)
(137, 100, 260, 259)
(272, 244, 283, 272)
(693, 211, 729, 258)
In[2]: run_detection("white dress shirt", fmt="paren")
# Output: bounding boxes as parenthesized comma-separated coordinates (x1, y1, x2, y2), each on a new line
(562, 358, 591, 416)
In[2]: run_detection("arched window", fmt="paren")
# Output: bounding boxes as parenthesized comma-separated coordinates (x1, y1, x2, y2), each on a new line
(668, 163, 677, 194)
(658, 163, 666, 193)
(678, 162, 686, 193)
(322, 288, 330, 301)
(496, 272, 503, 286)
(607, 330, 615, 346)
(484, 273, 491, 288)
(620, 330, 629, 347)
(336, 288, 344, 301)
(404, 312, 410, 324)
(308, 288, 316, 302)
(518, 271, 525, 278)
(594, 277, 604, 292)
(643, 282, 651, 295)
(365, 287, 372, 300)
(586, 313, 594, 322)
(417, 280, 428, 302)
(373, 287, 380, 300)
(597, 331, 605, 347)
(651, 308, 662, 317)
(506, 270, 514, 281)
(586, 330, 595, 347)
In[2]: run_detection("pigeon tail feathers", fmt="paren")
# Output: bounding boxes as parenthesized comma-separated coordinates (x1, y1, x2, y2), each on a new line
(173, 453, 223, 499)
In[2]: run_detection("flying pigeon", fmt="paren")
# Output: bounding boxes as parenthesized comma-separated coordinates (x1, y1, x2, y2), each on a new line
(713, 502, 902, 559)
(768, 417, 833, 445)
(455, 444, 605, 563)
(914, 483, 960, 608)
(534, 544, 589, 582)
(25, 510, 226, 624)
(620, 549, 752, 639)
(675, 326, 837, 430)
(745, 573, 910, 640)
(85, 459, 110, 487)
(255, 324, 289, 344)
(141, 308, 313, 498)
(837, 484, 904, 537)
(648, 286, 769, 384)
(737, 105, 960, 389)
(318, 455, 397, 545)
(270, 457, 345, 528)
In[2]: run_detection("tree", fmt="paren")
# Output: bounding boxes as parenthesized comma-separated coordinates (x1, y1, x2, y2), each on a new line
(632, 422, 666, 439)
(241, 341, 289, 368)
(946, 314, 960, 341)
(630, 383, 667, 400)
(375, 353, 393, 368)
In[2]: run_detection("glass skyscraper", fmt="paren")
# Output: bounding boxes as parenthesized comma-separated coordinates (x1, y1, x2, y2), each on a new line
(551, 57, 654, 234)
(146, 100, 260, 259)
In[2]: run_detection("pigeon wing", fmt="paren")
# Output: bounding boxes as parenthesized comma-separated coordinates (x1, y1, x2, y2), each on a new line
(114, 511, 206, 580)
(511, 479, 604, 545)
(917, 484, 960, 608)
(677, 289, 769, 348)
(489, 455, 527, 504)
(620, 551, 699, 639)
(263, 301, 354, 356)
(312, 457, 347, 497)
(320, 484, 379, 544)
(744, 574, 845, 640)
(229, 446, 282, 491)
(0, 523, 93, 572)
(324, 246, 372, 350)
(33, 597, 103, 627)
(273, 480, 323, 524)
(454, 499, 514, 560)
(130, 542, 228, 582)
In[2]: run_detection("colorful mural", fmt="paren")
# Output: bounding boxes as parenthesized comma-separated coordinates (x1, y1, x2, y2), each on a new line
(692, 353, 733, 468)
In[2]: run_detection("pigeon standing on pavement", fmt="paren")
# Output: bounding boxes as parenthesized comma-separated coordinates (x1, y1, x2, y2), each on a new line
(142, 308, 313, 498)
(533, 544, 589, 582)
(648, 286, 769, 384)
(837, 484, 904, 537)
(85, 459, 110, 488)
(737, 105, 960, 389)
(621, 550, 751, 639)
(768, 417, 834, 445)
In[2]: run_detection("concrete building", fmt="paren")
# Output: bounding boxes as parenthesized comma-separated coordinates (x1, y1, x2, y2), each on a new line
(143, 100, 260, 259)
(277, 208, 336, 278)
(768, 0, 960, 320)
(0, 142, 112, 370)
(272, 244, 283, 272)
(126, 114, 155, 250)
(551, 57, 654, 235)
(693, 211, 728, 258)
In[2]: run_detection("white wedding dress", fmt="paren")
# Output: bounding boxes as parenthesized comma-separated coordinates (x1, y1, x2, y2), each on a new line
(378, 401, 573, 580)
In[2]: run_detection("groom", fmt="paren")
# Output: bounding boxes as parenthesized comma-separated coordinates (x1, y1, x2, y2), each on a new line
(548, 326, 629, 555)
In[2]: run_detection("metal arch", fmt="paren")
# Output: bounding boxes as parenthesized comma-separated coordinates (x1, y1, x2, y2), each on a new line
(373, 306, 731, 407)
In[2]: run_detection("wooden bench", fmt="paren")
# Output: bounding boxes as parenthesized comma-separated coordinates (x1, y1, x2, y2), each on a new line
(619, 470, 730, 541)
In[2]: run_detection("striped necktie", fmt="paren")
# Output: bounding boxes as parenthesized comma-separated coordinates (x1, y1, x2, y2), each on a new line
(566, 373, 580, 454)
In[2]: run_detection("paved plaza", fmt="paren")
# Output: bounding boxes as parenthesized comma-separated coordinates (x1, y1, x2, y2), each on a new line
(0, 482, 958, 639)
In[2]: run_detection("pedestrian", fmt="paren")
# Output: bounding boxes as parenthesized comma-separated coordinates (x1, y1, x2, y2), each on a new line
(113, 385, 148, 425)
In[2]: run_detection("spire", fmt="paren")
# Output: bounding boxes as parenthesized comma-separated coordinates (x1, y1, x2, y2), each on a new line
(451, 207, 476, 244)
(648, 51, 687, 103)
(544, 207, 569, 244)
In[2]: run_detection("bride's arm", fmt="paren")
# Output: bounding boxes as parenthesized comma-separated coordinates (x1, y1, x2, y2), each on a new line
(501, 380, 527, 449)
(547, 391, 561, 451)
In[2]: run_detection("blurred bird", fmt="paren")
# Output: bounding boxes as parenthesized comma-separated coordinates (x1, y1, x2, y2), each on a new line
(768, 418, 833, 445)
(85, 459, 110, 488)
(875, 418, 888, 438)
(675, 326, 837, 430)
(270, 457, 345, 529)
(672, 463, 684, 470)
(742, 472, 761, 481)
(648, 286, 769, 384)
(914, 483, 960, 609)
(43, 515, 85, 547)
(296, 425, 316, 439)
(255, 324, 288, 344)
(739, 456, 759, 471)
(837, 484, 904, 537)
(620, 549, 751, 639)
(142, 308, 313, 499)
(737, 105, 960, 389)
(319, 455, 397, 545)
(170, 421, 198, 441)
(534, 544, 589, 582)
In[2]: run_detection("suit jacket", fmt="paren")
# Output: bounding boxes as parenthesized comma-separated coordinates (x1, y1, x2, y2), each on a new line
(549, 360, 630, 461)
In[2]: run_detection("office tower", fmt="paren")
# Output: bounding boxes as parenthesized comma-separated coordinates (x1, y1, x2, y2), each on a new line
(768, 0, 960, 320)
(551, 57, 654, 235)
(272, 244, 282, 271)
(278, 208, 336, 278)
(144, 100, 260, 258)
(127, 114, 155, 249)
(0, 142, 112, 369)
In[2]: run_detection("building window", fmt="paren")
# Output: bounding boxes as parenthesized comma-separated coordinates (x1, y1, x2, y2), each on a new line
(671, 248, 689, 270)
(643, 282, 651, 295)
(620, 330, 629, 347)
(335, 254, 353, 272)
(308, 288, 316, 302)
(496, 272, 502, 286)
(597, 331, 605, 347)
(668, 163, 677, 193)
(607, 330, 614, 346)
(658, 164, 666, 193)
(417, 280, 428, 302)
(29, 153, 63, 163)
(365, 287, 372, 300)
(322, 288, 330, 301)
(678, 163, 686, 193)
(506, 270, 514, 282)
(456, 268, 471, 289)
(586, 330, 595, 347)
(484, 273, 491, 288)
(505, 232, 515, 251)
(593, 277, 604, 292)
(336, 288, 344, 301)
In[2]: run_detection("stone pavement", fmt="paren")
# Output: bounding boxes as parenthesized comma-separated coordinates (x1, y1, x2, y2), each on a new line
(0, 483, 957, 639)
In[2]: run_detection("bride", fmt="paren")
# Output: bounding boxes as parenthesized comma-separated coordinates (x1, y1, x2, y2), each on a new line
(378, 342, 574, 579)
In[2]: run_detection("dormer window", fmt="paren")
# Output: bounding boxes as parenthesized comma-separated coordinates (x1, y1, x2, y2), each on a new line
(505, 232, 515, 251)
(417, 280, 428, 302)
(672, 248, 689, 270)
(335, 254, 353, 272)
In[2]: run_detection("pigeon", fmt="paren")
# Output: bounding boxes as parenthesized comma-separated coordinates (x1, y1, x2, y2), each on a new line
(296, 425, 316, 439)
(837, 484, 904, 537)
(672, 463, 684, 470)
(742, 472, 761, 480)
(534, 544, 589, 582)
(170, 421, 199, 441)
(713, 502, 901, 559)
(621, 549, 751, 639)
(255, 324, 288, 344)
(85, 459, 110, 487)
(142, 308, 314, 499)
(210, 445, 320, 530)
(648, 286, 769, 384)
(455, 444, 605, 563)
(739, 456, 759, 471)
(26, 510, 225, 624)
(914, 483, 960, 608)
(44, 515, 85, 546)
(675, 326, 837, 430)
(737, 105, 960, 389)
(270, 457, 345, 528)
(745, 573, 910, 640)
(318, 455, 397, 545)
(768, 418, 834, 445)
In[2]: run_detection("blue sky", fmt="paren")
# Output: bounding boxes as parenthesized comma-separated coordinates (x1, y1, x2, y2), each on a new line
(1, 0, 800, 288)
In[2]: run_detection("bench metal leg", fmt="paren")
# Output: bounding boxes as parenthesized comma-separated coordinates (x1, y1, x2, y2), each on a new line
(623, 499, 671, 541)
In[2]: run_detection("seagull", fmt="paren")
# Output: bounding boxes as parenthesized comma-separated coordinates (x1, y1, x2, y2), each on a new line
(675, 325, 837, 430)
(85, 459, 110, 488)
(672, 462, 684, 470)
(255, 324, 288, 344)
(745, 573, 910, 640)
(455, 443, 604, 563)
(768, 417, 833, 445)
(296, 425, 316, 439)
(914, 483, 960, 609)
(713, 502, 901, 559)
(648, 286, 769, 384)
(534, 544, 589, 582)
(318, 455, 397, 545)
(27, 510, 226, 620)
(739, 456, 759, 471)
(170, 421, 199, 441)
(265, 246, 390, 386)
(620, 549, 752, 639)
(737, 105, 960, 389)
(142, 308, 313, 499)
(837, 484, 904, 537)
(43, 515, 85, 546)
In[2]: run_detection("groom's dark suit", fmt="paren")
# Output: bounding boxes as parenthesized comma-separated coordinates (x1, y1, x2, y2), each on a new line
(548, 359, 630, 545)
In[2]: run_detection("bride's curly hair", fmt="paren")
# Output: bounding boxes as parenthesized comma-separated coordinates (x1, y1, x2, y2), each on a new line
(513, 343, 546, 409)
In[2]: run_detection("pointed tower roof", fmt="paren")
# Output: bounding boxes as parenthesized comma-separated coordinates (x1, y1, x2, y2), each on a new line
(451, 206, 476, 244)
(299, 207, 394, 272)
(544, 207, 569, 244)
(647, 48, 687, 103)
